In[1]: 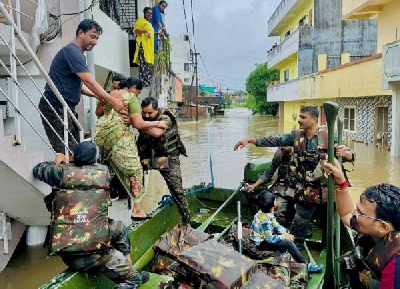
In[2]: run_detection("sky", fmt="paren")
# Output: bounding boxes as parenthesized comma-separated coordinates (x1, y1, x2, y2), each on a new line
(165, 0, 279, 92)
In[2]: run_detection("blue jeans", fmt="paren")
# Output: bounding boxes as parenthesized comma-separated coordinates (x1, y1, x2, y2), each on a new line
(290, 202, 318, 243)
(258, 239, 306, 263)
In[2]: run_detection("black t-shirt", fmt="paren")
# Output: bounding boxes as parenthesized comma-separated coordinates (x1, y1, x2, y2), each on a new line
(44, 42, 89, 109)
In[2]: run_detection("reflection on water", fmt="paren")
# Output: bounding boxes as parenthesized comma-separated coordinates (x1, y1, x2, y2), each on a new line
(0, 107, 399, 288)
(0, 245, 66, 289)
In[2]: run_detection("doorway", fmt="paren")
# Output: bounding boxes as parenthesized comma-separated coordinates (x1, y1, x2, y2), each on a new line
(375, 106, 389, 146)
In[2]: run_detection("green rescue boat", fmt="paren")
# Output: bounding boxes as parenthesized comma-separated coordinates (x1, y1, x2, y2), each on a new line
(39, 161, 353, 288)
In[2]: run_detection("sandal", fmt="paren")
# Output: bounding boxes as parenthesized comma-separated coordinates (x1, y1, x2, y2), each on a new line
(131, 213, 152, 221)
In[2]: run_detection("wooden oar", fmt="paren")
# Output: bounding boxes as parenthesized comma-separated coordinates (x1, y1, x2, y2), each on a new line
(335, 119, 343, 285)
(322, 101, 340, 289)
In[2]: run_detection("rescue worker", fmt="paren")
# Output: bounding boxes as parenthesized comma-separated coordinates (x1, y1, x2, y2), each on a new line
(33, 141, 150, 289)
(136, 96, 190, 225)
(234, 106, 355, 247)
(246, 146, 297, 227)
(325, 160, 400, 288)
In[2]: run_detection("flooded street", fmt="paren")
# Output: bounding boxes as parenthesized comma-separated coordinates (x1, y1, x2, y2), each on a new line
(1, 107, 399, 288)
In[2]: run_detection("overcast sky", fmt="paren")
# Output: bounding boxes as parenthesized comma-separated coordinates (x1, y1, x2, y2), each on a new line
(165, 0, 279, 92)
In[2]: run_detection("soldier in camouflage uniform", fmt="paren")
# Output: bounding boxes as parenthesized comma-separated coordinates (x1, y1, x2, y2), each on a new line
(325, 161, 400, 288)
(234, 106, 355, 247)
(137, 96, 190, 224)
(246, 146, 297, 227)
(33, 141, 150, 289)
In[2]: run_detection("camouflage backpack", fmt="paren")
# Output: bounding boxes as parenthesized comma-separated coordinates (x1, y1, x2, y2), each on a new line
(49, 164, 111, 255)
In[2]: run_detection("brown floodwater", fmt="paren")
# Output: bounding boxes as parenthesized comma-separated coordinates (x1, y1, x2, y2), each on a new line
(0, 107, 399, 288)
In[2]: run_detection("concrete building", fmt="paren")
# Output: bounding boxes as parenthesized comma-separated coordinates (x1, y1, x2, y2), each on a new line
(266, 0, 380, 143)
(341, 0, 400, 156)
(0, 0, 159, 271)
(170, 34, 193, 86)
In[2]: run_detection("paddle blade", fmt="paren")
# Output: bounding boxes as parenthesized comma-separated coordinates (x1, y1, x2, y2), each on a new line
(323, 102, 339, 127)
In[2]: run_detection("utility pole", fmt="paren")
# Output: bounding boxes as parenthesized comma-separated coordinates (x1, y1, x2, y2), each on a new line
(189, 50, 200, 121)
(192, 51, 200, 122)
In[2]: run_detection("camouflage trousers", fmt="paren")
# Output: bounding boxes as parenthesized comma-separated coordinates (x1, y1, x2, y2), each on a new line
(159, 156, 190, 224)
(61, 220, 143, 289)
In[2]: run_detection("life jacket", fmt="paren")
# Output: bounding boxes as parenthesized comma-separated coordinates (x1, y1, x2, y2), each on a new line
(367, 231, 400, 280)
(269, 149, 299, 199)
(49, 163, 111, 255)
(348, 232, 400, 289)
(292, 128, 328, 203)
(137, 110, 187, 170)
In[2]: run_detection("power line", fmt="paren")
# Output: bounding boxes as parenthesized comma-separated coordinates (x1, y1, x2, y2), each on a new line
(190, 0, 196, 53)
(199, 54, 214, 87)
(181, 0, 193, 51)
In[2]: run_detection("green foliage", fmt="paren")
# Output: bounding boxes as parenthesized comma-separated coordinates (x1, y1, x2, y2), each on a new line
(245, 63, 279, 115)
(160, 37, 171, 68)
(223, 93, 232, 108)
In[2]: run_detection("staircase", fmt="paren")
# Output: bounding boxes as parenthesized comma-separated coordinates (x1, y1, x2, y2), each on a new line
(0, 212, 26, 271)
(0, 109, 51, 226)
(0, 1, 83, 271)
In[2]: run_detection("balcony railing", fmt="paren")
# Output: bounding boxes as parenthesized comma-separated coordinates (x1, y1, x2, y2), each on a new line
(267, 26, 313, 69)
(99, 0, 138, 37)
(268, 0, 297, 35)
(268, 0, 311, 36)
(267, 28, 300, 68)
(382, 40, 400, 88)
(267, 79, 299, 102)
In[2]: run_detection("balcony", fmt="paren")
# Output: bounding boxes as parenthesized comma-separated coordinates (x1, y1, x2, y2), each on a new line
(268, 0, 310, 36)
(298, 54, 390, 99)
(342, 0, 390, 19)
(268, 26, 313, 69)
(382, 40, 400, 89)
(267, 79, 299, 102)
(268, 28, 299, 68)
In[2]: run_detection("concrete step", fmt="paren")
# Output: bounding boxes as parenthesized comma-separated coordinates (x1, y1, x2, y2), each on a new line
(0, 131, 51, 226)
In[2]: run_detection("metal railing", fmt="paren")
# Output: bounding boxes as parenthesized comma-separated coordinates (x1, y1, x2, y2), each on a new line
(0, 212, 8, 254)
(0, 1, 83, 159)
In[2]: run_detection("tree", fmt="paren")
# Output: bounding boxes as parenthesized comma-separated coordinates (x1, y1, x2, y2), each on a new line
(245, 63, 279, 115)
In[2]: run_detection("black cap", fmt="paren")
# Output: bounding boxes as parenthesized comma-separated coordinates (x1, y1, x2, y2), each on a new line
(73, 141, 97, 166)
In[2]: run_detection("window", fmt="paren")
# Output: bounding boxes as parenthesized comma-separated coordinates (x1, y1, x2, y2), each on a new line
(344, 106, 356, 131)
(184, 78, 190, 83)
(183, 35, 189, 41)
(184, 63, 190, 72)
(284, 69, 289, 82)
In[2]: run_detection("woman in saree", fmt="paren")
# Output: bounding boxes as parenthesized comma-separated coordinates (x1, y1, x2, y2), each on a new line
(95, 77, 167, 220)
(133, 7, 154, 87)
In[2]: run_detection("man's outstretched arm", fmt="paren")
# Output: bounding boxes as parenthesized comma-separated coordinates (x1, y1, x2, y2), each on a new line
(33, 162, 63, 187)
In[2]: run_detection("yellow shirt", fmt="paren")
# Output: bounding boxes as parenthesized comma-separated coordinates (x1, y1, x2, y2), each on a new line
(133, 18, 154, 65)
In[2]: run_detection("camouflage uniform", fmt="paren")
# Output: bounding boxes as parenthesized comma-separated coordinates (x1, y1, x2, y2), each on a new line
(137, 110, 190, 224)
(256, 128, 354, 245)
(258, 147, 297, 227)
(33, 161, 145, 289)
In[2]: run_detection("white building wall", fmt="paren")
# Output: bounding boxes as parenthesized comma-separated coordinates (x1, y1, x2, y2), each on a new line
(170, 35, 193, 85)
